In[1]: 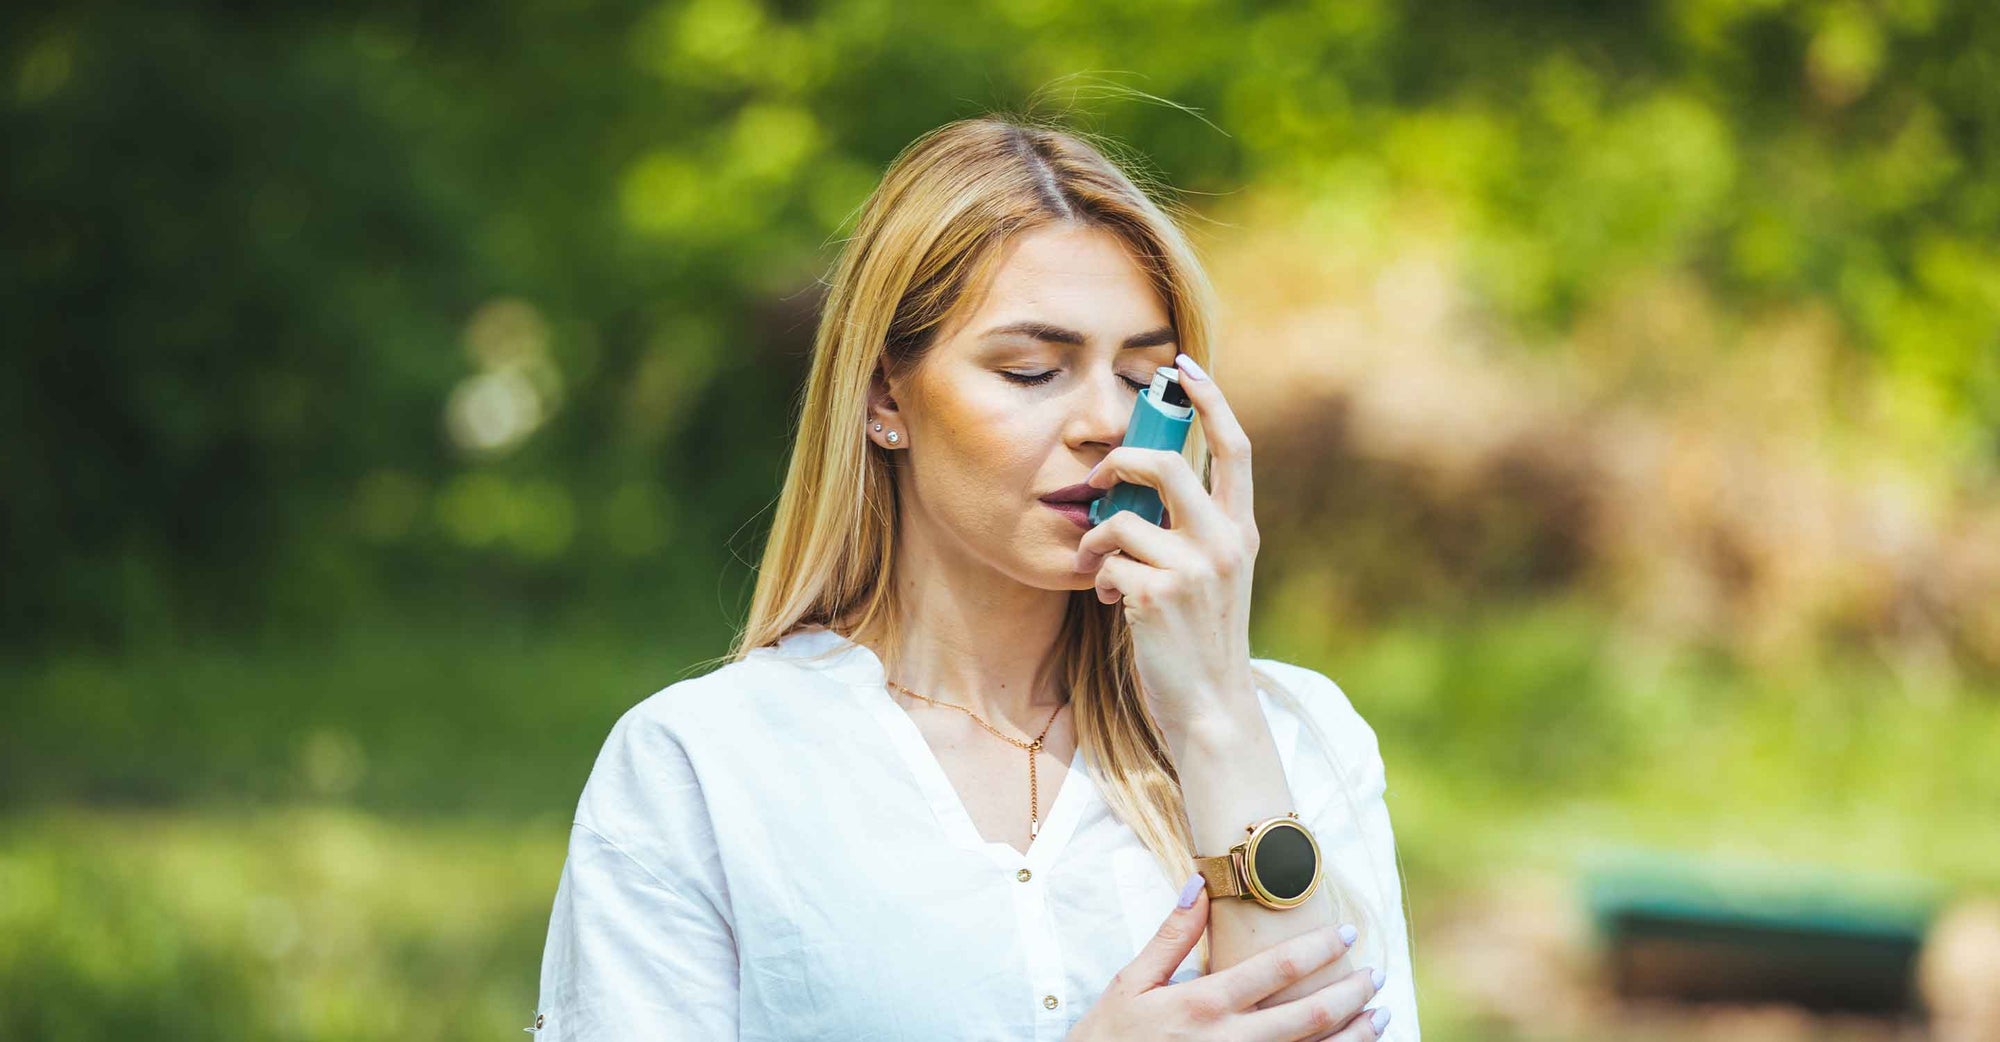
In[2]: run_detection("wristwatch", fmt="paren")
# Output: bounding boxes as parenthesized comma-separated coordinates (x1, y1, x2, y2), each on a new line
(1193, 811, 1322, 910)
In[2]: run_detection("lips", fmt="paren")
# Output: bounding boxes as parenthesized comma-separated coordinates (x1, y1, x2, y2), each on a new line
(1038, 482, 1105, 504)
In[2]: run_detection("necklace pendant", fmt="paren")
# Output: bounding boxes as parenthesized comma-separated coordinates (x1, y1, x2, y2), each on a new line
(1030, 817, 1040, 839)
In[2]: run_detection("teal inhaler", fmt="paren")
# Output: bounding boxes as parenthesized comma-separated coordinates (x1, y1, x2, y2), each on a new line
(1088, 366, 1195, 528)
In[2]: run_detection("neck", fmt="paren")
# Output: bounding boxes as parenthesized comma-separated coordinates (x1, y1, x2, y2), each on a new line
(865, 510, 1072, 736)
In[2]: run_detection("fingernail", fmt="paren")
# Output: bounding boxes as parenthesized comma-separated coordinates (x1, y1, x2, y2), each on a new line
(1370, 1007, 1391, 1034)
(1338, 923, 1357, 946)
(1175, 353, 1208, 381)
(1177, 873, 1204, 908)
(1369, 966, 1385, 990)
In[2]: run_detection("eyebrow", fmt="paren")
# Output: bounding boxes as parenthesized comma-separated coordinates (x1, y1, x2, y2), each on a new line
(979, 321, 1177, 350)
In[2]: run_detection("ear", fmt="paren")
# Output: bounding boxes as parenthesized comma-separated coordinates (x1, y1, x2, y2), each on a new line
(865, 364, 906, 450)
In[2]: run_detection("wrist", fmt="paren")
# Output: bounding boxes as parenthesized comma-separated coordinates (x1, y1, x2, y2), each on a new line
(1163, 688, 1266, 764)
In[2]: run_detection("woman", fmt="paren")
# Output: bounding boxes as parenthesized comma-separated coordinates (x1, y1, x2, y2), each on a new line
(531, 115, 1420, 1040)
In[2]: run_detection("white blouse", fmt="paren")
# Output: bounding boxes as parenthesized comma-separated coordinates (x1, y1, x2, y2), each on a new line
(531, 624, 1421, 1040)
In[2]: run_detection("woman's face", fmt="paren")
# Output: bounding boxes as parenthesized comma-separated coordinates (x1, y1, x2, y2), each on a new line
(868, 221, 1180, 590)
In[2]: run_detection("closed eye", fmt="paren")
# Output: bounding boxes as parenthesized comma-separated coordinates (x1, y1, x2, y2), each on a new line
(1002, 371, 1151, 392)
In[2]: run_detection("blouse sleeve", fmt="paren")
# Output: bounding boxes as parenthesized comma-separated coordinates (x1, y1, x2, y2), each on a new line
(532, 701, 740, 1041)
(1285, 667, 1424, 1040)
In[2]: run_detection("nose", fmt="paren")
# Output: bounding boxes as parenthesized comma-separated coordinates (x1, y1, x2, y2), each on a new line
(1071, 367, 1131, 452)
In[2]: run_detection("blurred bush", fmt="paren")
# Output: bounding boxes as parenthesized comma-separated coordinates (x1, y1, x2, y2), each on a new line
(4, 0, 1995, 654)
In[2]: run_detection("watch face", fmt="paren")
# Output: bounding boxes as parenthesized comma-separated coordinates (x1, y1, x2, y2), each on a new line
(1248, 820, 1320, 905)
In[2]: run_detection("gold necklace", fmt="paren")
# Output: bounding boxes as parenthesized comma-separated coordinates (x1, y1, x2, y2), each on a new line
(884, 679, 1068, 840)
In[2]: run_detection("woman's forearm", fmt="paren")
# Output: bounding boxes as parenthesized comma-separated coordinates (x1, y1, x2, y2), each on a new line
(1165, 684, 1348, 1007)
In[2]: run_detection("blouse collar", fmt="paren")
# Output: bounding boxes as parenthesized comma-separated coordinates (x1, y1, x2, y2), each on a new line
(767, 624, 888, 688)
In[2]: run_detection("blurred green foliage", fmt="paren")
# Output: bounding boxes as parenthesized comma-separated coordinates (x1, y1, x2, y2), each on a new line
(5, 0, 1996, 649)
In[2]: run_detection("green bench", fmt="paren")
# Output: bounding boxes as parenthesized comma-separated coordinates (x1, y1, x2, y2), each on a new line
(1583, 847, 1943, 1012)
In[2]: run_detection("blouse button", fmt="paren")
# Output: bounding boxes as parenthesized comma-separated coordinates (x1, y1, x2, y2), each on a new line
(1042, 994, 1060, 1010)
(1016, 868, 1032, 882)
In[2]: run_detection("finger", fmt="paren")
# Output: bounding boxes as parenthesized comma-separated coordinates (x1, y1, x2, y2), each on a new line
(1238, 966, 1379, 1042)
(1075, 508, 1179, 572)
(1084, 446, 1229, 543)
(1106, 874, 1209, 999)
(1174, 352, 1256, 529)
(1092, 549, 1167, 607)
(1211, 920, 1357, 1011)
(1302, 1003, 1392, 1042)
(1093, 550, 1153, 605)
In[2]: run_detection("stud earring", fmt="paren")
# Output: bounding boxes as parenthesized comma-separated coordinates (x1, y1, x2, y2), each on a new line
(886, 430, 899, 444)
(872, 423, 883, 431)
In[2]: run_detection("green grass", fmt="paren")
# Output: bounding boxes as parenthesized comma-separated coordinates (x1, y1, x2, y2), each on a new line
(1, 618, 722, 816)
(0, 808, 564, 1041)
(4, 606, 1997, 1040)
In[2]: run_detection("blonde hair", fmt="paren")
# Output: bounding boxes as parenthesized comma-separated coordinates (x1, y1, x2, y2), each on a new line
(713, 113, 1386, 973)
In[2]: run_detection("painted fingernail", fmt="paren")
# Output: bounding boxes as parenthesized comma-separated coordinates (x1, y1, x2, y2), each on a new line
(1369, 966, 1385, 990)
(1177, 873, 1205, 908)
(1370, 1007, 1391, 1034)
(1338, 923, 1357, 945)
(1175, 353, 1208, 381)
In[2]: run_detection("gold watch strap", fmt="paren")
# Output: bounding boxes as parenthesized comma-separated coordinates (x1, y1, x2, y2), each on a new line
(1195, 811, 1303, 902)
(1193, 852, 1243, 899)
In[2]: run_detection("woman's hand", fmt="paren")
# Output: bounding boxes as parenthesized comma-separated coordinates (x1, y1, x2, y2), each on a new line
(1066, 885, 1391, 1042)
(1074, 352, 1261, 742)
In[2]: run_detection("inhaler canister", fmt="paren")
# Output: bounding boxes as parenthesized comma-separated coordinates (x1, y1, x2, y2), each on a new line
(1088, 366, 1195, 528)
